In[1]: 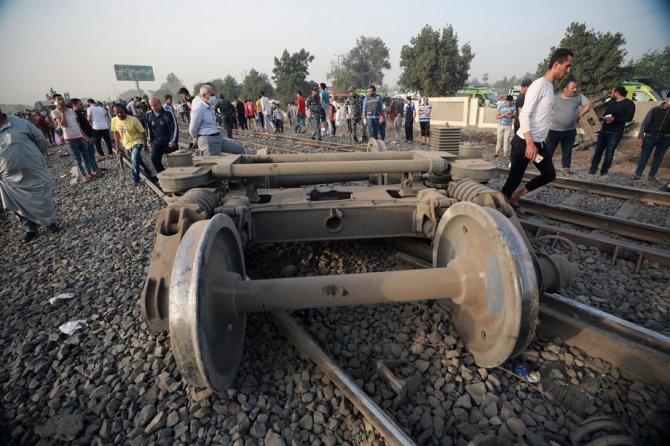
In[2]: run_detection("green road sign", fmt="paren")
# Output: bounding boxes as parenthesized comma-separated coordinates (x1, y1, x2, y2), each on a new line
(114, 65, 155, 81)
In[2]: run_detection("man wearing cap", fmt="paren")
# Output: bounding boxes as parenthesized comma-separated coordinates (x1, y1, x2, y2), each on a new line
(546, 79, 591, 174)
(501, 48, 574, 214)
(513, 79, 532, 133)
(344, 86, 363, 142)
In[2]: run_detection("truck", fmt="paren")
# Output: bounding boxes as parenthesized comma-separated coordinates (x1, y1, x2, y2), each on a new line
(455, 86, 498, 108)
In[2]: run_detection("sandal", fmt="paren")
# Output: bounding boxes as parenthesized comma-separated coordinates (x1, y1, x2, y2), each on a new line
(510, 203, 525, 216)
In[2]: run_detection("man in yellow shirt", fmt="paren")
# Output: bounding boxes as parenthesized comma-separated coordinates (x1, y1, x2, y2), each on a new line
(111, 104, 155, 185)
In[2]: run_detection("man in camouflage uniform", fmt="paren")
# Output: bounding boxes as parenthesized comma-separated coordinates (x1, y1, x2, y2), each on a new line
(344, 86, 364, 142)
(305, 87, 322, 141)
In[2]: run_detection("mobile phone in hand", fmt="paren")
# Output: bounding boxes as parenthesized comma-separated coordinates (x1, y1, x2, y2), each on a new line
(534, 154, 544, 163)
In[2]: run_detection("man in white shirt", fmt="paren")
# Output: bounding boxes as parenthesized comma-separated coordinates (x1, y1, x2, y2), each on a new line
(189, 85, 244, 156)
(86, 99, 114, 157)
(501, 48, 574, 214)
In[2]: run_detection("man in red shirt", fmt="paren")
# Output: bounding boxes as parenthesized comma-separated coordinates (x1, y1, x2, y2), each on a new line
(244, 99, 257, 131)
(296, 90, 306, 133)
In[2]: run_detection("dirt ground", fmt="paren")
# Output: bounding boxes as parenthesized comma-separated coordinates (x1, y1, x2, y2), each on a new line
(460, 127, 670, 180)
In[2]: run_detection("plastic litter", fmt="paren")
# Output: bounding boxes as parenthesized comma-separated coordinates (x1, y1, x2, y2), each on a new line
(49, 293, 75, 304)
(58, 320, 87, 335)
(514, 365, 540, 384)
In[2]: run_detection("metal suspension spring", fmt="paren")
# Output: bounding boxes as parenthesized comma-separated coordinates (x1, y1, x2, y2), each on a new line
(177, 188, 219, 218)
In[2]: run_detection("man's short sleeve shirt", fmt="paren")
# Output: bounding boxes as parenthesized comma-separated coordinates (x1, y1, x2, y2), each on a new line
(111, 116, 145, 149)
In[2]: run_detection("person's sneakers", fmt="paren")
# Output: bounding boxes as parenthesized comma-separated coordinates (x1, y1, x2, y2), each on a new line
(310, 136, 316, 140)
(47, 223, 61, 233)
(588, 171, 596, 175)
(648, 177, 658, 182)
(493, 152, 499, 158)
(133, 181, 140, 187)
(628, 175, 641, 180)
(149, 176, 159, 184)
(562, 168, 573, 175)
(83, 174, 93, 182)
(22, 231, 38, 243)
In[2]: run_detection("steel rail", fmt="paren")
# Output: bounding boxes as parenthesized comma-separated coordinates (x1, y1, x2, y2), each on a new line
(520, 219, 670, 270)
(497, 168, 670, 206)
(234, 129, 362, 152)
(271, 312, 416, 446)
(517, 199, 670, 244)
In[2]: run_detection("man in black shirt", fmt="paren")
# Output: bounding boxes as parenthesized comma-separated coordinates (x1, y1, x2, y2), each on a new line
(589, 86, 636, 175)
(630, 91, 670, 181)
(146, 96, 178, 173)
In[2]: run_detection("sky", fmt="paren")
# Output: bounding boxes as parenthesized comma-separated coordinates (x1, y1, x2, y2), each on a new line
(1, 0, 668, 105)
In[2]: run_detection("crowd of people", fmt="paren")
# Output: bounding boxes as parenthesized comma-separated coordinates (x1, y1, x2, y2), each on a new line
(3, 69, 668, 243)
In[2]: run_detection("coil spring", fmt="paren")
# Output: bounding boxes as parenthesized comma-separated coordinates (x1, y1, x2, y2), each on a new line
(178, 188, 219, 218)
(448, 179, 497, 201)
(447, 179, 513, 218)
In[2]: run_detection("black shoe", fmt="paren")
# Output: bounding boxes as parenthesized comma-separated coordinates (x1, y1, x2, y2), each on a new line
(22, 231, 38, 243)
(133, 181, 140, 187)
(47, 223, 61, 233)
(149, 176, 159, 184)
(310, 136, 316, 140)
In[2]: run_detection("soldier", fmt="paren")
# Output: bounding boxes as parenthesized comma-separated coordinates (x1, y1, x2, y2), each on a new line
(344, 86, 363, 142)
(305, 87, 322, 141)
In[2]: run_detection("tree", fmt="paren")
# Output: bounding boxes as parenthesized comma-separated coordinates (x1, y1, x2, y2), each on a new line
(193, 78, 225, 96)
(220, 75, 241, 99)
(272, 49, 315, 105)
(399, 25, 474, 96)
(151, 72, 184, 100)
(632, 46, 670, 86)
(239, 69, 274, 102)
(536, 22, 626, 96)
(328, 36, 391, 91)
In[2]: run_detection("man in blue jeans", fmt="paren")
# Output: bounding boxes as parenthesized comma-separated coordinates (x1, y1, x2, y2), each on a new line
(146, 96, 178, 173)
(545, 79, 591, 174)
(630, 91, 670, 182)
(589, 86, 635, 175)
(362, 85, 384, 140)
(111, 104, 155, 186)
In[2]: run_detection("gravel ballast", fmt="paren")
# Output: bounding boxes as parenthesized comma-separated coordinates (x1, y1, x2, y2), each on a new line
(1, 139, 669, 444)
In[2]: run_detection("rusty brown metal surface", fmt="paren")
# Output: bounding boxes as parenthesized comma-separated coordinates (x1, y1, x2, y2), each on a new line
(140, 204, 209, 332)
